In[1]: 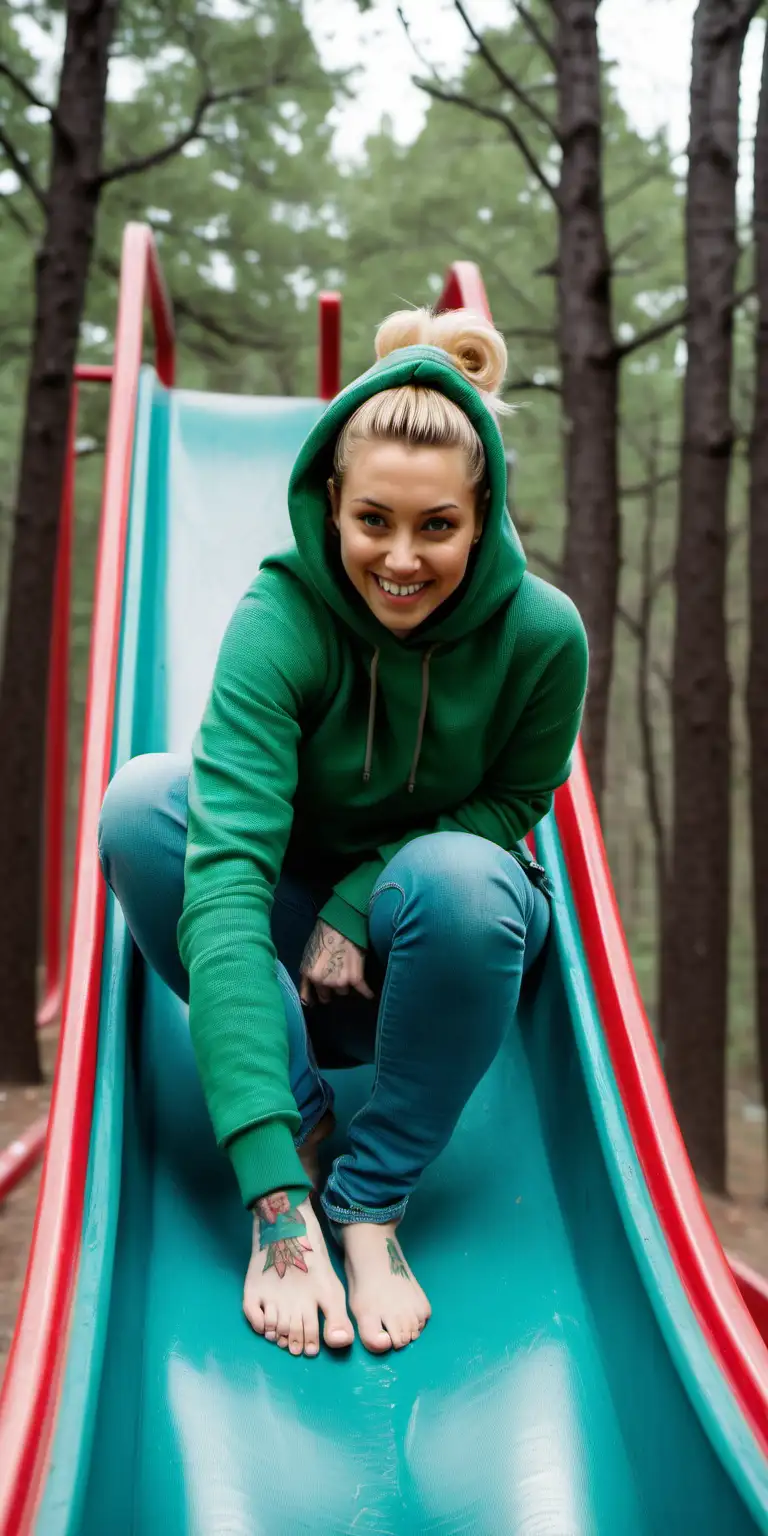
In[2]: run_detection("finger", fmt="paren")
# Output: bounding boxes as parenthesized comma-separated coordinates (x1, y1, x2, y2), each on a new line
(299, 974, 311, 1005)
(353, 977, 376, 1000)
(316, 984, 332, 1004)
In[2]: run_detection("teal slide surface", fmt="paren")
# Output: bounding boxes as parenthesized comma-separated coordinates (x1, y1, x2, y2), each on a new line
(37, 373, 768, 1534)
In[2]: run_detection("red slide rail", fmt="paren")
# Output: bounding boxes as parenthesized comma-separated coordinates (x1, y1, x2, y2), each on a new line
(0, 224, 175, 1536)
(438, 260, 768, 1456)
(38, 364, 114, 1029)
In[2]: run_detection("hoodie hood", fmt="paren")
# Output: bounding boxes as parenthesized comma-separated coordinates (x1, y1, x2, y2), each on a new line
(280, 344, 527, 650)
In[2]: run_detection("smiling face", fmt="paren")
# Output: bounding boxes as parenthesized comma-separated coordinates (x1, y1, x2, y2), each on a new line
(328, 440, 483, 637)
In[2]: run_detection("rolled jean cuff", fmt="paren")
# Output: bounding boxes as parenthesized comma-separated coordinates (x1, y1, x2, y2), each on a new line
(320, 1189, 409, 1227)
(293, 1081, 335, 1148)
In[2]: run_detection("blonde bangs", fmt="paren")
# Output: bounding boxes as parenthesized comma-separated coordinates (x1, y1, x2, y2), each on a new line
(333, 386, 486, 487)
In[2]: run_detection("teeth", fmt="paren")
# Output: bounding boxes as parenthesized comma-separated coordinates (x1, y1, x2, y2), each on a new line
(376, 577, 426, 596)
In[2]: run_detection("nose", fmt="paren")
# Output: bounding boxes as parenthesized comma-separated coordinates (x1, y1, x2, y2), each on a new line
(384, 532, 421, 578)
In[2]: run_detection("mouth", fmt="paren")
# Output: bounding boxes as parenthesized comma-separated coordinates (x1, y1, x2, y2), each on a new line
(371, 573, 433, 606)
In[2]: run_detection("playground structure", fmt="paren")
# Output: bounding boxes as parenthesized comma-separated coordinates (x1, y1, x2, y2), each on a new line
(1, 223, 768, 1531)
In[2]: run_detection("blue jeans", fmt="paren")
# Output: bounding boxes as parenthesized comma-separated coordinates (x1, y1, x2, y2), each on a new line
(98, 754, 550, 1225)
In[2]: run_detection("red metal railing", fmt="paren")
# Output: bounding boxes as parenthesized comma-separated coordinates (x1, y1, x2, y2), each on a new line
(435, 256, 768, 1457)
(0, 224, 175, 1536)
(38, 366, 114, 1029)
(318, 290, 341, 400)
(0, 1119, 48, 1205)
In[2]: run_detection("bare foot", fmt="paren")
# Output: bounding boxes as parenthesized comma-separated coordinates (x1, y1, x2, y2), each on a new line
(297, 1109, 336, 1189)
(341, 1221, 431, 1353)
(243, 1190, 353, 1357)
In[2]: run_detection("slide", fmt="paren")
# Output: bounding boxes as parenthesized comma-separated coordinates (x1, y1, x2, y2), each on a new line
(2, 229, 768, 1535)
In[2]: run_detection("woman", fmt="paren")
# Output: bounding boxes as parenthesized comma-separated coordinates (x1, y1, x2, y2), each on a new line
(98, 307, 588, 1361)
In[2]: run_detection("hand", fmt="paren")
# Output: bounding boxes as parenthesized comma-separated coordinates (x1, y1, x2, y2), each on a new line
(299, 919, 375, 1005)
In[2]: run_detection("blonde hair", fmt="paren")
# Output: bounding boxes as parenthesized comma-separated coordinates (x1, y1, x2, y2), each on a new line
(332, 306, 510, 492)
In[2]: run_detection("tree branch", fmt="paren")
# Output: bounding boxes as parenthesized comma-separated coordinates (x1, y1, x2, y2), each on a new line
(93, 245, 276, 352)
(606, 165, 670, 210)
(419, 220, 550, 320)
(0, 60, 52, 116)
(616, 307, 687, 360)
(0, 192, 41, 239)
(618, 280, 753, 362)
(610, 225, 646, 263)
(731, 0, 765, 39)
(415, 79, 560, 205)
(0, 127, 45, 208)
(453, 0, 558, 138)
(0, 60, 76, 151)
(621, 469, 678, 500)
(399, 6, 558, 203)
(512, 1, 558, 68)
(98, 76, 288, 187)
(505, 374, 561, 395)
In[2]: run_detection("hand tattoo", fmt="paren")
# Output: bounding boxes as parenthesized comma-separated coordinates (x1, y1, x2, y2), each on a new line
(301, 921, 348, 983)
(257, 1190, 312, 1278)
(387, 1238, 409, 1279)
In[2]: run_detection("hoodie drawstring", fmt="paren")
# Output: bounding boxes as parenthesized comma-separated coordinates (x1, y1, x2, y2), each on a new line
(362, 647, 380, 783)
(362, 644, 437, 793)
(407, 645, 436, 793)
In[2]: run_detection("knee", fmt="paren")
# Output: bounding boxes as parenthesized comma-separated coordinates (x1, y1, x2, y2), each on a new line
(98, 753, 188, 889)
(377, 832, 530, 941)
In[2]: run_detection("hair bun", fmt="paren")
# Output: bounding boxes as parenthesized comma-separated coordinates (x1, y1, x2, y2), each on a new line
(375, 305, 508, 401)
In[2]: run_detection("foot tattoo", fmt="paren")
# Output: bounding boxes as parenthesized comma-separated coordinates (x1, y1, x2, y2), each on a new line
(257, 1191, 312, 1278)
(386, 1237, 409, 1278)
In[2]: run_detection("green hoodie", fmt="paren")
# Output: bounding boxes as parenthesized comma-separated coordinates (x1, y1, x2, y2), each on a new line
(178, 347, 588, 1207)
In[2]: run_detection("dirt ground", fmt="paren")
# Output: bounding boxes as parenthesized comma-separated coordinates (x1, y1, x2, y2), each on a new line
(1, 1052, 768, 1388)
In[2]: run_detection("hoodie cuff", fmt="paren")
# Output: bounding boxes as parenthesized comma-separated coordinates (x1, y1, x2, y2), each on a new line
(227, 1119, 312, 1209)
(319, 892, 369, 950)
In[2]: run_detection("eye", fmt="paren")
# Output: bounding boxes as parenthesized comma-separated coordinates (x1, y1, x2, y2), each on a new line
(423, 517, 455, 533)
(359, 512, 386, 528)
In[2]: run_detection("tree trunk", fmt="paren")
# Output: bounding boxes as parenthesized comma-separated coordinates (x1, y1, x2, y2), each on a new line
(636, 422, 668, 1039)
(0, 0, 119, 1081)
(554, 0, 619, 812)
(747, 26, 768, 1161)
(660, 0, 745, 1192)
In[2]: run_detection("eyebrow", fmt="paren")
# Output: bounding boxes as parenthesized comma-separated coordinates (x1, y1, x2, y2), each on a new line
(352, 497, 461, 514)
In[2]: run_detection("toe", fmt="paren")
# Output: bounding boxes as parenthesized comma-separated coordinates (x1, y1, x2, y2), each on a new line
(357, 1311, 392, 1354)
(386, 1313, 414, 1350)
(244, 1296, 265, 1335)
(276, 1306, 291, 1350)
(303, 1307, 320, 1358)
(264, 1302, 278, 1342)
(322, 1293, 354, 1350)
(288, 1313, 304, 1357)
